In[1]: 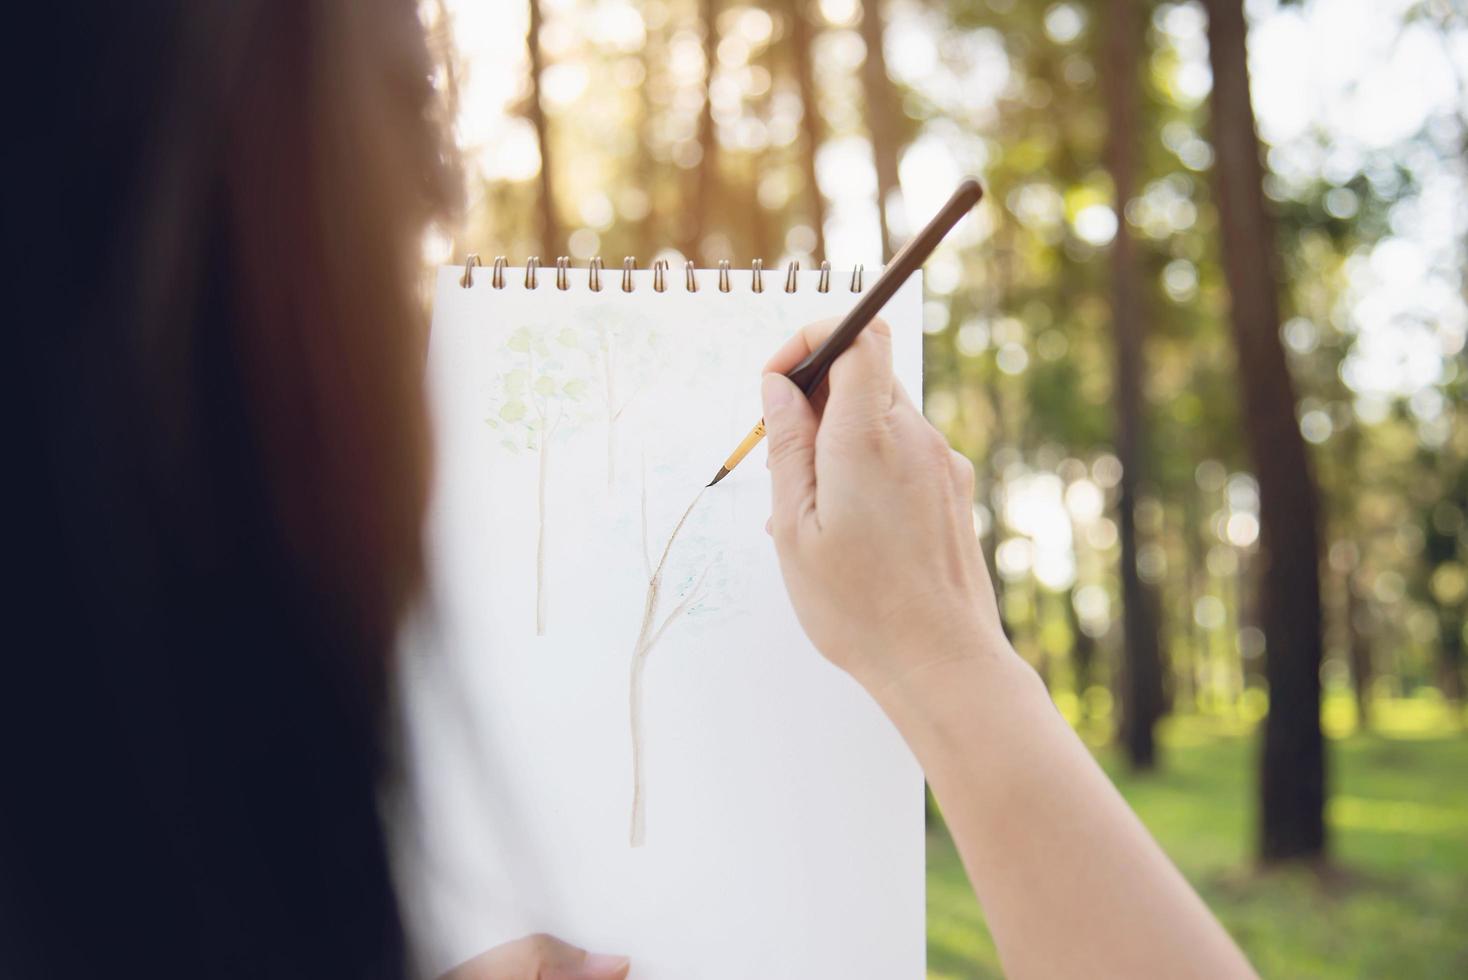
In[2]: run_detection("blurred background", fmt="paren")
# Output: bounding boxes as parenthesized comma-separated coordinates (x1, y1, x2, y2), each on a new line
(420, 0, 1467, 975)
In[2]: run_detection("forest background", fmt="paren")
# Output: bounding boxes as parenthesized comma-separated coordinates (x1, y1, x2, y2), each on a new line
(421, 0, 1468, 974)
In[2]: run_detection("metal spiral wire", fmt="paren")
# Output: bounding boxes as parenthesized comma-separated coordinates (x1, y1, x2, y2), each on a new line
(459, 256, 858, 292)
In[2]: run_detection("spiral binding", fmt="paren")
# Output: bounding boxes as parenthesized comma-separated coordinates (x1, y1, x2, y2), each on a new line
(460, 256, 862, 293)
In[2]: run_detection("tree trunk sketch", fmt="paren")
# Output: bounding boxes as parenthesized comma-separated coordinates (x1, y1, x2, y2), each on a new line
(787, 0, 827, 261)
(629, 488, 711, 847)
(597, 327, 644, 490)
(536, 429, 550, 634)
(1103, 0, 1165, 771)
(603, 331, 618, 488)
(858, 0, 903, 260)
(1203, 0, 1327, 863)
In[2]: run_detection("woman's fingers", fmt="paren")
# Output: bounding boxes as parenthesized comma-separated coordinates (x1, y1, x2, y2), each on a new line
(822, 317, 895, 429)
(762, 317, 896, 424)
(441, 934, 630, 980)
(762, 373, 820, 542)
(763, 320, 834, 418)
(761, 317, 838, 374)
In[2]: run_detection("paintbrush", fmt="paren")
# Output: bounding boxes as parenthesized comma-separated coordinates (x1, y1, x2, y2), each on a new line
(706, 177, 985, 487)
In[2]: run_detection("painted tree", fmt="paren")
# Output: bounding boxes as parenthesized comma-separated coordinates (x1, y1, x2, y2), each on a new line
(486, 324, 592, 635)
(628, 485, 713, 847)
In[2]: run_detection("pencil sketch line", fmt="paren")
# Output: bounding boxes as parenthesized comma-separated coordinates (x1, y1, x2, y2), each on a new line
(639, 469, 653, 581)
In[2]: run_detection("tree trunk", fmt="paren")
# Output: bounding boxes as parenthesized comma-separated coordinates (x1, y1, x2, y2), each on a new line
(1180, 486, 1208, 711)
(633, 37, 661, 252)
(1203, 0, 1327, 863)
(1333, 421, 1373, 729)
(1103, 0, 1165, 771)
(1439, 613, 1466, 703)
(1345, 581, 1372, 729)
(526, 0, 561, 257)
(787, 0, 828, 261)
(1425, 475, 1467, 704)
(1065, 582, 1098, 709)
(682, 0, 720, 261)
(749, 152, 773, 260)
(858, 0, 903, 260)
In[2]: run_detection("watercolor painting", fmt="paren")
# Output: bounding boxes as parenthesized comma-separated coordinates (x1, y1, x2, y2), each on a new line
(469, 279, 924, 853)
(485, 316, 720, 846)
(399, 266, 927, 979)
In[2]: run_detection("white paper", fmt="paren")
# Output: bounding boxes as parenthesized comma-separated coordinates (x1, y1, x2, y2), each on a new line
(392, 266, 926, 979)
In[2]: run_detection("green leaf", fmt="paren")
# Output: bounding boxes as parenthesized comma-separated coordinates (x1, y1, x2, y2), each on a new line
(504, 368, 528, 394)
(563, 379, 587, 399)
(507, 328, 531, 353)
(557, 327, 580, 348)
(499, 400, 527, 422)
(534, 376, 556, 396)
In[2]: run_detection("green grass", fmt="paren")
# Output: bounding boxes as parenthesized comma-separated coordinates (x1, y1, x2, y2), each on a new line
(926, 696, 1468, 979)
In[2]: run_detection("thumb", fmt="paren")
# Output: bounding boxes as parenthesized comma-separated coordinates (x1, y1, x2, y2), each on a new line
(440, 934, 630, 980)
(762, 372, 818, 538)
(544, 952, 631, 980)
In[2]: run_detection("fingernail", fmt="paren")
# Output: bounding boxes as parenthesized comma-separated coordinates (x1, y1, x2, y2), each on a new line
(580, 953, 631, 978)
(762, 373, 792, 412)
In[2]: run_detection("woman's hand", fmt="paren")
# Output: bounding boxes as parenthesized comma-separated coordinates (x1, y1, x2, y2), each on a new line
(760, 317, 1014, 699)
(441, 933, 630, 980)
(762, 319, 1256, 979)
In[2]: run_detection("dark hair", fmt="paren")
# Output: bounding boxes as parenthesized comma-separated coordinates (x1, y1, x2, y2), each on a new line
(4, 2, 456, 975)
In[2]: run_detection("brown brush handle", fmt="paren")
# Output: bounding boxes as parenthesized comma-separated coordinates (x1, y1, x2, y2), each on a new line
(707, 178, 984, 487)
(785, 178, 984, 395)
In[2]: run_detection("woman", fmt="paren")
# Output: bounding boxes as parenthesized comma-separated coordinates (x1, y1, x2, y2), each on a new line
(3, 2, 1253, 977)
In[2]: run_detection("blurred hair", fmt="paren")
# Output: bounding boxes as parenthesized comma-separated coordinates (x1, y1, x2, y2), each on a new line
(4, 1, 457, 974)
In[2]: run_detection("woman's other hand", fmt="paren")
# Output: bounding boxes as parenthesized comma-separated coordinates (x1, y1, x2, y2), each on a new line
(441, 933, 630, 980)
(760, 317, 1014, 700)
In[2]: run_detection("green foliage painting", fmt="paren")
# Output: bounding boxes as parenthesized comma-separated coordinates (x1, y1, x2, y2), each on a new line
(486, 323, 594, 635)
